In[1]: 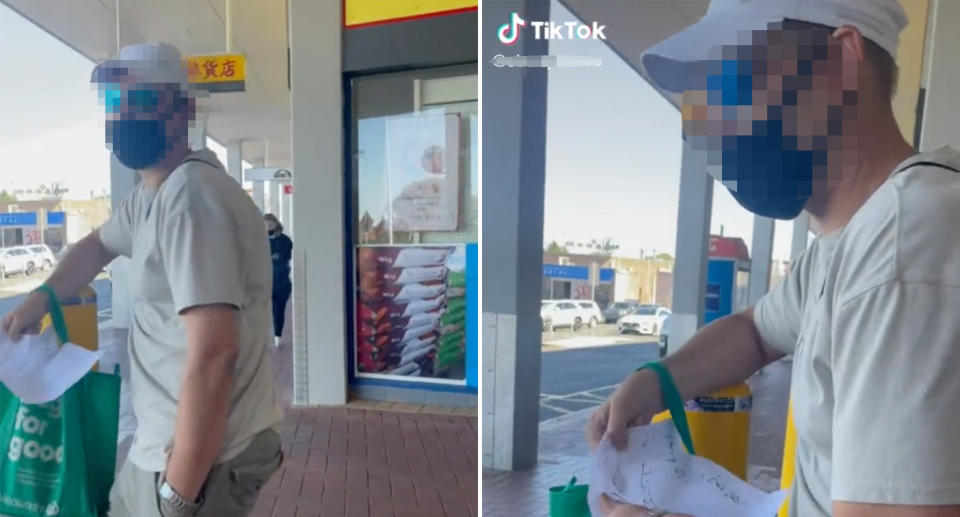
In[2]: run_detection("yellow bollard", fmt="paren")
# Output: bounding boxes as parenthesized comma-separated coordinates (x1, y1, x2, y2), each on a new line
(41, 285, 99, 370)
(778, 400, 796, 517)
(652, 382, 752, 480)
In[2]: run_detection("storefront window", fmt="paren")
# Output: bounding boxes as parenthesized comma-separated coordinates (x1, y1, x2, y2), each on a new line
(350, 65, 477, 385)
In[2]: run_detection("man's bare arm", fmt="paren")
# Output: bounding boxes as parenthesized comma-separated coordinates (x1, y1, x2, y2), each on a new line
(663, 308, 784, 400)
(165, 304, 239, 502)
(593, 308, 786, 449)
(2, 232, 117, 341)
(44, 232, 117, 301)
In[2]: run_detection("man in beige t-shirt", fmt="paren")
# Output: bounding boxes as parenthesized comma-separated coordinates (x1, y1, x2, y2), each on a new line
(3, 42, 283, 517)
(585, 1, 960, 517)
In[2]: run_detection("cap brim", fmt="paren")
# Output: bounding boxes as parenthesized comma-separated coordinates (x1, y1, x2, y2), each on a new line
(90, 60, 188, 89)
(640, 12, 782, 94)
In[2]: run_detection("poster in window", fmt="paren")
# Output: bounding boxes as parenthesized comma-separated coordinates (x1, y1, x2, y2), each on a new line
(356, 244, 468, 383)
(384, 113, 461, 232)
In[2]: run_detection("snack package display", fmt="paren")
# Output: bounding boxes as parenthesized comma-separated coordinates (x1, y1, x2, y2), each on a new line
(360, 266, 448, 289)
(358, 246, 452, 270)
(356, 245, 466, 379)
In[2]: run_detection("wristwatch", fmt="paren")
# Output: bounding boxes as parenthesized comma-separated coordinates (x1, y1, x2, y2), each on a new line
(158, 475, 201, 516)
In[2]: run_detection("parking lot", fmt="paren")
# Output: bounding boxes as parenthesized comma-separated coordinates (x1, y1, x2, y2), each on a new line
(538, 321, 662, 422)
(0, 273, 112, 323)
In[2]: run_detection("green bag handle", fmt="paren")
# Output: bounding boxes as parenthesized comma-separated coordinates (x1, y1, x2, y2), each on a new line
(636, 362, 696, 455)
(35, 283, 70, 345)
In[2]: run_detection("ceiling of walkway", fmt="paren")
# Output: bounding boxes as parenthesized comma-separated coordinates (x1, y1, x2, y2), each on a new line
(3, 0, 292, 167)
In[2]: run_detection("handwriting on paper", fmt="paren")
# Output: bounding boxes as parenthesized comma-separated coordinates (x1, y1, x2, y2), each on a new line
(588, 421, 788, 517)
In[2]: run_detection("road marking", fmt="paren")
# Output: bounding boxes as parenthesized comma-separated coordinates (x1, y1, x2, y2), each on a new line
(540, 383, 622, 423)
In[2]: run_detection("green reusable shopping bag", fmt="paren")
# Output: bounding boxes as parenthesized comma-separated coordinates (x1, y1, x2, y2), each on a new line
(549, 477, 591, 517)
(547, 362, 695, 517)
(0, 286, 121, 517)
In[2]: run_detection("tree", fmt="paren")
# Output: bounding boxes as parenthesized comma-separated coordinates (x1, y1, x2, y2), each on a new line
(593, 237, 620, 257)
(545, 241, 569, 254)
(0, 190, 15, 204)
(656, 253, 674, 262)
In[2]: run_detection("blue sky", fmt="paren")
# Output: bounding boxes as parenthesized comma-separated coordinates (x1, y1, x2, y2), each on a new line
(544, 1, 794, 261)
(0, 3, 111, 197)
(0, 3, 243, 200)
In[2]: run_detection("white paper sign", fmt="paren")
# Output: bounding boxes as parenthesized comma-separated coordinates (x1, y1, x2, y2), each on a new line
(589, 421, 788, 517)
(0, 328, 101, 403)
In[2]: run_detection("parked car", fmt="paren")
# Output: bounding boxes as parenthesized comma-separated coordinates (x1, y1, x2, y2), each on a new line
(619, 305, 671, 335)
(25, 245, 56, 271)
(0, 247, 37, 278)
(658, 315, 671, 357)
(575, 300, 604, 328)
(603, 300, 640, 323)
(541, 300, 584, 332)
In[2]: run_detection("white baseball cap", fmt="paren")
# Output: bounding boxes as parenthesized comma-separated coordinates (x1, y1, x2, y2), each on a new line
(90, 42, 189, 89)
(641, 0, 908, 94)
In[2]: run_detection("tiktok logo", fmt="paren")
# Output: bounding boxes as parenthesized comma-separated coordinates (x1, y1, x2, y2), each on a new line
(498, 12, 526, 45)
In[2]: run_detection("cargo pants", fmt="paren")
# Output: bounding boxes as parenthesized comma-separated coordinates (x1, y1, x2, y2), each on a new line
(107, 429, 283, 517)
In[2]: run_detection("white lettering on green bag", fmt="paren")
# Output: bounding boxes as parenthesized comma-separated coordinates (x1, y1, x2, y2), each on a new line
(8, 405, 64, 464)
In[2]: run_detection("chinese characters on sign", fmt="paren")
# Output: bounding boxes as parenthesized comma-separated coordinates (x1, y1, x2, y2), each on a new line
(185, 54, 246, 93)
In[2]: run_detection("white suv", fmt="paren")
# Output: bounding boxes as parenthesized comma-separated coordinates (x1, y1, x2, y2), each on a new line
(0, 247, 37, 278)
(575, 300, 603, 328)
(541, 301, 583, 331)
(25, 245, 56, 271)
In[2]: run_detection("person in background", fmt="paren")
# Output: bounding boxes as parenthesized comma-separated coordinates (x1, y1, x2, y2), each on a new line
(264, 214, 292, 345)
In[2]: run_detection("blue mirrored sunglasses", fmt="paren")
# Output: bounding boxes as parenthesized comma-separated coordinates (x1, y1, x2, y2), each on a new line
(101, 88, 162, 113)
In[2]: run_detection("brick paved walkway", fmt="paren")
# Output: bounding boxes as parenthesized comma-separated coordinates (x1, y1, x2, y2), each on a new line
(254, 407, 477, 517)
(483, 358, 792, 516)
(99, 325, 478, 517)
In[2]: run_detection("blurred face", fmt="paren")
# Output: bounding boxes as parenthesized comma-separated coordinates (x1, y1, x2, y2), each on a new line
(97, 77, 191, 170)
(681, 23, 859, 219)
(265, 220, 278, 233)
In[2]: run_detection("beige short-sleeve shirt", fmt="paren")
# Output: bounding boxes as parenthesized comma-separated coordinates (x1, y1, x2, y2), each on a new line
(99, 149, 284, 472)
(755, 146, 960, 516)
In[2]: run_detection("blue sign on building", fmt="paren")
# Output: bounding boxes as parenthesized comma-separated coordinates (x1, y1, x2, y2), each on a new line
(466, 243, 478, 390)
(47, 211, 65, 226)
(0, 212, 38, 227)
(704, 259, 735, 324)
(542, 264, 614, 283)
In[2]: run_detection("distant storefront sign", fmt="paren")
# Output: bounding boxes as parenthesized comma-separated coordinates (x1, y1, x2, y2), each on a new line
(186, 54, 246, 92)
(245, 168, 293, 182)
(543, 264, 614, 283)
(344, 0, 477, 28)
(0, 213, 38, 227)
(47, 211, 65, 226)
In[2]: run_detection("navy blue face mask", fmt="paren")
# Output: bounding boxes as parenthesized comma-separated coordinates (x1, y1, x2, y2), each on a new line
(705, 58, 829, 220)
(108, 119, 169, 170)
(722, 118, 825, 220)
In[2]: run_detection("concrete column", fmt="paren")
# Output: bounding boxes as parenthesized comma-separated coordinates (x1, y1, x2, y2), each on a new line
(226, 140, 243, 183)
(482, 0, 550, 471)
(107, 154, 139, 328)
(252, 182, 266, 213)
(918, 0, 960, 151)
(269, 181, 281, 217)
(790, 212, 810, 261)
(289, 0, 345, 405)
(189, 117, 207, 150)
(747, 216, 775, 306)
(668, 140, 713, 355)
